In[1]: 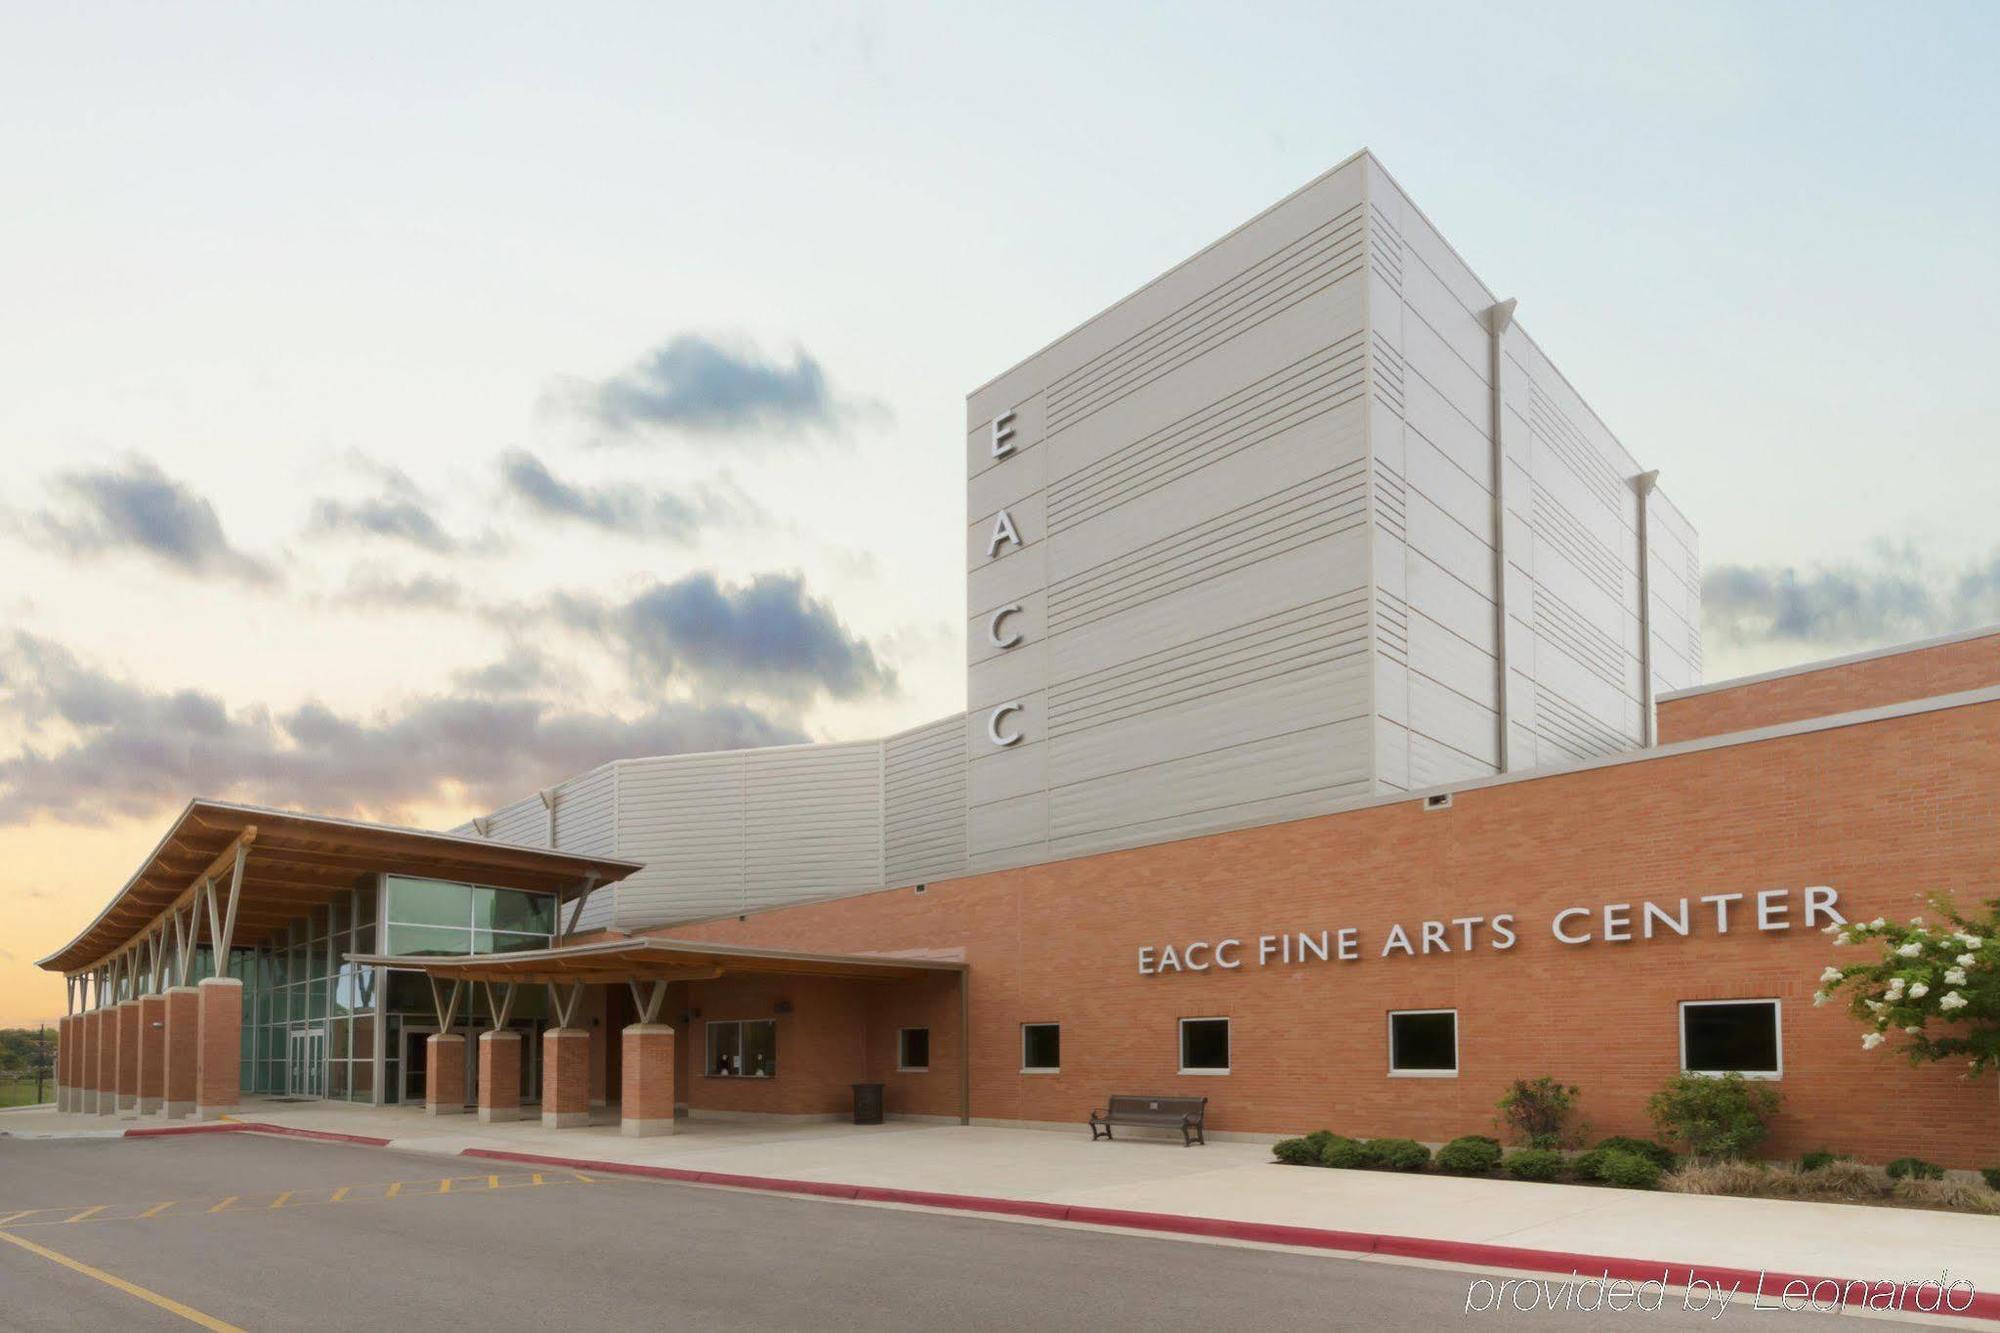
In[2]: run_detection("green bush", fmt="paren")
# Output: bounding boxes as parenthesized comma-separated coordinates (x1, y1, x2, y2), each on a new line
(1570, 1148, 1611, 1181)
(1886, 1157, 1946, 1181)
(1272, 1137, 1319, 1166)
(1304, 1129, 1338, 1154)
(1798, 1149, 1847, 1173)
(1365, 1138, 1431, 1172)
(1502, 1148, 1565, 1182)
(1593, 1135, 1677, 1172)
(1497, 1076, 1582, 1149)
(1320, 1136, 1375, 1169)
(1646, 1073, 1781, 1160)
(1435, 1135, 1504, 1175)
(1598, 1149, 1663, 1190)
(1984, 1167, 2000, 1191)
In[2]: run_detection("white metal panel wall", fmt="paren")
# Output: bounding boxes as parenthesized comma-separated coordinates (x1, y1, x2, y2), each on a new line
(484, 794, 549, 847)
(883, 714, 968, 887)
(965, 153, 1379, 872)
(1361, 154, 1699, 787)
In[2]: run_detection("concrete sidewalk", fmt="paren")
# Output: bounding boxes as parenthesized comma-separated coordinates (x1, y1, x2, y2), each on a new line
(8, 1099, 1997, 1306)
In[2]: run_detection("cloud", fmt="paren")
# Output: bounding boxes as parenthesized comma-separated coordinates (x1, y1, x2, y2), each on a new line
(557, 333, 871, 439)
(1704, 542, 2000, 656)
(556, 571, 894, 702)
(499, 450, 759, 542)
(0, 632, 804, 827)
(305, 463, 469, 553)
(329, 569, 469, 612)
(450, 646, 555, 697)
(24, 457, 276, 584)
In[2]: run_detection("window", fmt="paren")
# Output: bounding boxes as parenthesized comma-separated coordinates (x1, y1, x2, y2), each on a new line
(1021, 1022, 1061, 1072)
(1680, 1000, 1781, 1078)
(707, 1019, 778, 1078)
(898, 1027, 930, 1072)
(1387, 1009, 1458, 1076)
(1178, 1017, 1229, 1074)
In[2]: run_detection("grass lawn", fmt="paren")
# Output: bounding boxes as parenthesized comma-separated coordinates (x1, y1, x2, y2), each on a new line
(0, 1075, 54, 1108)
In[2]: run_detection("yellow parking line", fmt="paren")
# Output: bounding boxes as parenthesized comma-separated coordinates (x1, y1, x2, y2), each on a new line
(139, 1203, 176, 1220)
(0, 1210, 40, 1227)
(384, 1182, 401, 1200)
(329, 1187, 350, 1204)
(437, 1179, 452, 1196)
(205, 1197, 238, 1215)
(487, 1174, 500, 1190)
(64, 1206, 105, 1224)
(268, 1192, 293, 1210)
(0, 1228, 243, 1332)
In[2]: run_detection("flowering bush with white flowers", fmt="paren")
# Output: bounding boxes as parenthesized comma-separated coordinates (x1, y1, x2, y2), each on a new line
(1815, 896, 2000, 1075)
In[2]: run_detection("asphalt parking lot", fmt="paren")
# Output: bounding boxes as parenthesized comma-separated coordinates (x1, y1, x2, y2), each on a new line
(0, 1135, 1862, 1331)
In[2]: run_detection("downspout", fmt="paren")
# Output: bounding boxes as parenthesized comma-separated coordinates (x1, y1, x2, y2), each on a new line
(1633, 470, 1661, 747)
(1485, 298, 1518, 772)
(538, 787, 558, 849)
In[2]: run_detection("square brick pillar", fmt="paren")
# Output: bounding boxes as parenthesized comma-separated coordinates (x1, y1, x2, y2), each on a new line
(477, 1031, 521, 1123)
(98, 1008, 119, 1115)
(136, 993, 168, 1115)
(542, 1028, 590, 1128)
(115, 1002, 141, 1116)
(83, 1011, 103, 1114)
(162, 987, 200, 1118)
(195, 978, 242, 1121)
(54, 1016, 69, 1112)
(425, 1034, 466, 1116)
(620, 1024, 675, 1138)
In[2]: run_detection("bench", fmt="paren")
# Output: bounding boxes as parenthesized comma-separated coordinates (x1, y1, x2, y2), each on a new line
(1088, 1095, 1208, 1147)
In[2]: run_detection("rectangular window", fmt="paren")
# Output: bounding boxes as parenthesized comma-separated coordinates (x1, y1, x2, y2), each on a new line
(706, 1019, 778, 1078)
(897, 1027, 930, 1072)
(1178, 1017, 1229, 1074)
(1387, 1009, 1458, 1076)
(1021, 1022, 1060, 1072)
(1680, 999, 1781, 1078)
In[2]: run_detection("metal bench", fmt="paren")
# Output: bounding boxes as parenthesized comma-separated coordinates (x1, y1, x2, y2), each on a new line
(1088, 1094, 1208, 1147)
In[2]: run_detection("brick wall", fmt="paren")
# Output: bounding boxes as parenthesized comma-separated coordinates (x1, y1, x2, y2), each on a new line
(1659, 632, 2000, 743)
(658, 698, 2000, 1166)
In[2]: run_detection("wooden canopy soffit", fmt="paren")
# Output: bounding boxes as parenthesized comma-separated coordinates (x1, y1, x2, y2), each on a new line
(345, 938, 968, 986)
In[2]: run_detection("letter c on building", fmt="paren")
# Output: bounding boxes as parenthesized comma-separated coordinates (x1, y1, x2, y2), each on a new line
(1551, 907, 1593, 945)
(988, 701, 1025, 747)
(988, 604, 1023, 650)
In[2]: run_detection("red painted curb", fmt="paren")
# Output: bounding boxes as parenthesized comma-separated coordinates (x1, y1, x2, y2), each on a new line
(122, 1120, 392, 1147)
(456, 1146, 2000, 1321)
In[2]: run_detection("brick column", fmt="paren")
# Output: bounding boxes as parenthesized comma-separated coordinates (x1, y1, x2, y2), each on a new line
(55, 1016, 69, 1112)
(620, 1024, 675, 1138)
(195, 977, 242, 1121)
(137, 993, 168, 1115)
(542, 1028, 590, 1128)
(162, 987, 200, 1118)
(477, 1031, 521, 1123)
(78, 1012, 96, 1113)
(95, 1008, 117, 1116)
(425, 1035, 466, 1116)
(115, 1002, 141, 1115)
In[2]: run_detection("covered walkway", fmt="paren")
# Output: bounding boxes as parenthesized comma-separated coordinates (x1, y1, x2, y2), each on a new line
(346, 938, 971, 1136)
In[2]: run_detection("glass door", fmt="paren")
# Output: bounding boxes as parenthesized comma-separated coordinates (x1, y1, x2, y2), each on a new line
(286, 1027, 327, 1099)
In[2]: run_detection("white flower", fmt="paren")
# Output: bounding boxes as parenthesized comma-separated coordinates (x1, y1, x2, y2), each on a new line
(1820, 966, 1843, 983)
(1871, 917, 1888, 928)
(1862, 1032, 1886, 1050)
(1958, 953, 1978, 967)
(1813, 991, 1831, 1007)
(1960, 934, 1985, 948)
(1896, 942, 1924, 958)
(1905, 1025, 1922, 1034)
(1822, 922, 1842, 935)
(1865, 999, 1885, 1013)
(1835, 931, 1853, 946)
(1939, 991, 1969, 1012)
(1945, 968, 1968, 986)
(1910, 982, 1930, 998)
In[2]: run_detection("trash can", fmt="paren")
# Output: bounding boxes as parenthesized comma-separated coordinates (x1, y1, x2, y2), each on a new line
(851, 1081, 885, 1125)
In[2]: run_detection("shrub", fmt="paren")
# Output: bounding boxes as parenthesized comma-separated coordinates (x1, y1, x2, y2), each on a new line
(1799, 1160, 1893, 1201)
(1885, 1157, 1945, 1181)
(1892, 1178, 2000, 1214)
(1597, 1149, 1663, 1190)
(1319, 1136, 1375, 1169)
(1570, 1148, 1611, 1181)
(1435, 1135, 1504, 1175)
(1502, 1148, 1565, 1182)
(1984, 1167, 2000, 1191)
(1593, 1135, 1677, 1172)
(1303, 1129, 1338, 1153)
(1646, 1073, 1781, 1160)
(1497, 1077, 1582, 1149)
(1665, 1161, 1787, 1198)
(1366, 1138, 1431, 1172)
(1798, 1149, 1847, 1173)
(1272, 1137, 1319, 1166)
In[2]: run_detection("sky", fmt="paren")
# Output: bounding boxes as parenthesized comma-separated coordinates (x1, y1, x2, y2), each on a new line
(3, 1, 1998, 1023)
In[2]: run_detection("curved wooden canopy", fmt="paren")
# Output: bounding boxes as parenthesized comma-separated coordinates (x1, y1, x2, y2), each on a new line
(38, 799, 642, 975)
(345, 937, 967, 986)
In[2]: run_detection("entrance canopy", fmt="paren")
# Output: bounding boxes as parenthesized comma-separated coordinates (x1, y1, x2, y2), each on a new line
(344, 937, 968, 986)
(38, 799, 643, 978)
